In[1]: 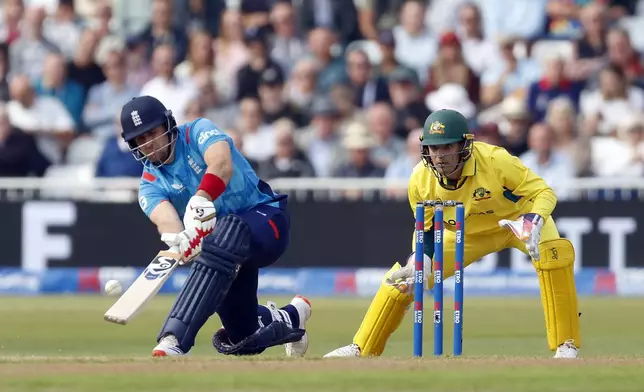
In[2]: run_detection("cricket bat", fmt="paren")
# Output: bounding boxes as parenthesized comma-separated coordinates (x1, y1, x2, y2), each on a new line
(104, 248, 182, 325)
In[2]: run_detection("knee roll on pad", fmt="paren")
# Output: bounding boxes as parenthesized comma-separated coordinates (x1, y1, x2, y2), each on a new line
(353, 262, 414, 357)
(157, 215, 253, 352)
(212, 321, 305, 356)
(533, 238, 581, 350)
(200, 214, 253, 273)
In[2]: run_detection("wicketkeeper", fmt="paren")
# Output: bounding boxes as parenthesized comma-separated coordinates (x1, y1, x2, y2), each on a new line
(325, 109, 581, 359)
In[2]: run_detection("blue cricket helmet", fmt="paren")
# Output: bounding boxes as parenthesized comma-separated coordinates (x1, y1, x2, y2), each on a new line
(119, 95, 178, 167)
(120, 95, 176, 142)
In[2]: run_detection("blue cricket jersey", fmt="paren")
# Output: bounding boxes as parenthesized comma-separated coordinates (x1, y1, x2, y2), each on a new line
(137, 117, 282, 219)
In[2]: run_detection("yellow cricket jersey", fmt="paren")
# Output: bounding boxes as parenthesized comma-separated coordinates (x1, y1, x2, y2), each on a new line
(408, 141, 558, 236)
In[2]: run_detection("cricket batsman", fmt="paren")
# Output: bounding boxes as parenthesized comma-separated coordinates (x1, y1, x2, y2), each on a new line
(325, 109, 580, 359)
(119, 95, 311, 357)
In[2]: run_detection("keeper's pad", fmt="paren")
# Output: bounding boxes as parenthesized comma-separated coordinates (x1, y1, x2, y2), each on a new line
(157, 215, 252, 352)
(212, 320, 305, 355)
(353, 262, 413, 356)
(533, 238, 581, 351)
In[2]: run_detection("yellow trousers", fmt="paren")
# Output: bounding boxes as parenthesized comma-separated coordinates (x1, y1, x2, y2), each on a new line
(352, 217, 580, 356)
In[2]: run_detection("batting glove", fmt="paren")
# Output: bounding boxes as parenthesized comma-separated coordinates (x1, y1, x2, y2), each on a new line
(183, 195, 216, 239)
(498, 213, 544, 260)
(161, 228, 202, 265)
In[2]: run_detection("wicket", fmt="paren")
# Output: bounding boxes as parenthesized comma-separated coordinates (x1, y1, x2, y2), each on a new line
(414, 200, 465, 357)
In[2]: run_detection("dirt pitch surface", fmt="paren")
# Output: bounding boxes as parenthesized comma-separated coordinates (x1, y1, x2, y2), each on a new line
(2, 356, 644, 392)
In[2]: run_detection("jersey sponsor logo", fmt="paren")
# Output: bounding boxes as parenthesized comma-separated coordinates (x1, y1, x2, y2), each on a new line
(171, 182, 185, 192)
(198, 129, 221, 145)
(472, 187, 492, 201)
(187, 155, 203, 174)
(131, 110, 142, 126)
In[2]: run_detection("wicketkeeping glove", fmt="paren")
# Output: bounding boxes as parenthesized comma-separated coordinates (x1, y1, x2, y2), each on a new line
(498, 213, 544, 260)
(385, 252, 432, 293)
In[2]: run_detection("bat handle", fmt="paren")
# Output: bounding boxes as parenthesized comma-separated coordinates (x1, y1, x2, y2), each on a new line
(168, 245, 180, 254)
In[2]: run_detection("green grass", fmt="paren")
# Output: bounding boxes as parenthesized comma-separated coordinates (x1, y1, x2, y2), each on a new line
(0, 296, 642, 391)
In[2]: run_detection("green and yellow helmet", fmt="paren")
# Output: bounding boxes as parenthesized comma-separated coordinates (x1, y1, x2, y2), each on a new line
(419, 109, 474, 178)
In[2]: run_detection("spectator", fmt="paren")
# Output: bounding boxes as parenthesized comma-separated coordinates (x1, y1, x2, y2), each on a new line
(387, 66, 430, 138)
(520, 122, 575, 199)
(498, 95, 531, 156)
(7, 74, 75, 164)
(0, 44, 10, 101)
(527, 54, 583, 122)
(0, 102, 50, 177)
(193, 70, 237, 130)
(296, 97, 344, 177)
(140, 44, 197, 124)
(258, 67, 307, 127)
(269, 1, 306, 75)
(366, 103, 405, 169)
(425, 84, 476, 124)
(95, 115, 143, 178)
(575, 2, 608, 60)
(479, 0, 547, 41)
(43, 0, 83, 60)
(480, 36, 542, 107)
(580, 63, 644, 136)
(130, 0, 189, 64)
(393, 0, 436, 84)
(10, 6, 59, 81)
(456, 2, 501, 77)
(183, 97, 205, 123)
(606, 27, 644, 85)
(334, 121, 384, 178)
(294, 0, 362, 47)
(568, 2, 609, 82)
(235, 97, 275, 162)
(0, 0, 24, 45)
(236, 28, 284, 101)
(124, 40, 154, 92)
(425, 0, 470, 35)
(329, 82, 366, 134)
(474, 123, 504, 146)
(226, 127, 259, 171)
(308, 27, 347, 94)
(34, 53, 86, 130)
(174, 30, 216, 86)
(385, 127, 421, 180)
(214, 9, 248, 104)
(375, 30, 401, 79)
(239, 0, 271, 30)
(92, 1, 117, 41)
(425, 31, 480, 105)
(173, 0, 222, 37)
(284, 57, 319, 115)
(83, 49, 139, 139)
(590, 113, 644, 177)
(346, 48, 390, 108)
(67, 29, 107, 100)
(544, 97, 592, 176)
(258, 118, 316, 179)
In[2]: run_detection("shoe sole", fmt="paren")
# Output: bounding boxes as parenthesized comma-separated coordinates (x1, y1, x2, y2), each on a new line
(285, 295, 311, 357)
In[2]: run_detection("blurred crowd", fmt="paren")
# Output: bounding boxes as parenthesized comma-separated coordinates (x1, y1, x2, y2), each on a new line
(1, 0, 644, 198)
